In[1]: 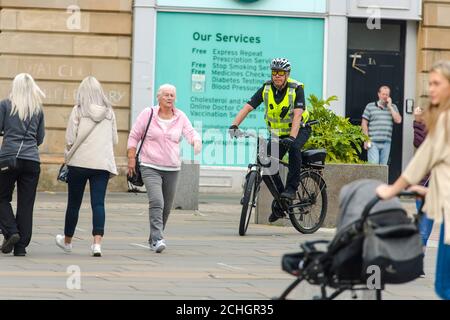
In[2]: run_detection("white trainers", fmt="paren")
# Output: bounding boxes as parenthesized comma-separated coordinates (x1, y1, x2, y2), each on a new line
(150, 239, 166, 253)
(55, 234, 72, 253)
(91, 244, 102, 257)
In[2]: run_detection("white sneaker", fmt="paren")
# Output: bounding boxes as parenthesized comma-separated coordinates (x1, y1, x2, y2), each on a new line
(150, 239, 166, 253)
(55, 234, 72, 253)
(91, 244, 102, 257)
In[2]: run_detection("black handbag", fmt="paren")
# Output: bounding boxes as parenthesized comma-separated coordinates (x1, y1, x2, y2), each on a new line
(127, 109, 153, 187)
(0, 119, 32, 173)
(57, 163, 69, 183)
(0, 156, 18, 173)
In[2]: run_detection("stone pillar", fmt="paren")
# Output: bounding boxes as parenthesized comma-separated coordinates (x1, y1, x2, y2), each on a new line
(173, 161, 200, 210)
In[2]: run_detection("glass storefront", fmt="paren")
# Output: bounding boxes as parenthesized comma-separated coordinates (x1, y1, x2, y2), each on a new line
(154, 12, 324, 166)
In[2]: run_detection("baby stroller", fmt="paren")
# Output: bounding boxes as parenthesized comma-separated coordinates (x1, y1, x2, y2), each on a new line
(277, 179, 424, 300)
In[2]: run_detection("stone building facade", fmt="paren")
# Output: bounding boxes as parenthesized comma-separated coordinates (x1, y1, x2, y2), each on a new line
(0, 0, 132, 190)
(417, 0, 450, 107)
(1, 0, 450, 192)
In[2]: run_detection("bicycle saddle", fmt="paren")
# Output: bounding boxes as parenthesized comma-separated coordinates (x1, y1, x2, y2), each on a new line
(302, 149, 327, 164)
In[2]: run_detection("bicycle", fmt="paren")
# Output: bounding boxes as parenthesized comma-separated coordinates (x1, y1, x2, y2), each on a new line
(237, 120, 327, 236)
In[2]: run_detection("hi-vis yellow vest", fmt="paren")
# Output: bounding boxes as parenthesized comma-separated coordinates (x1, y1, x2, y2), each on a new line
(262, 78, 310, 136)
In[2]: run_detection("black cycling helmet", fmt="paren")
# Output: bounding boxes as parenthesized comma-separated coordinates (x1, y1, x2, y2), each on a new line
(270, 58, 291, 71)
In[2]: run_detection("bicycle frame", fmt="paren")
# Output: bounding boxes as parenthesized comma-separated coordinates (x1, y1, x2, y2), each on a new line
(242, 132, 325, 216)
(242, 134, 285, 207)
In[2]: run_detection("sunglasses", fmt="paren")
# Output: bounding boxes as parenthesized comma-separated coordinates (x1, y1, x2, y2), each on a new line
(271, 70, 287, 76)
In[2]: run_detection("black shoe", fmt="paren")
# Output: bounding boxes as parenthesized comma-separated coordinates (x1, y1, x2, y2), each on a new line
(281, 188, 297, 200)
(1, 233, 20, 254)
(268, 211, 285, 223)
(14, 246, 27, 257)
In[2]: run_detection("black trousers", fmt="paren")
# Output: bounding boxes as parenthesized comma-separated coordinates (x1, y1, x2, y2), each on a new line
(262, 126, 311, 195)
(0, 159, 40, 251)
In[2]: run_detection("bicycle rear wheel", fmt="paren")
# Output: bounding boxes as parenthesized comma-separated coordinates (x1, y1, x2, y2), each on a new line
(239, 171, 259, 236)
(289, 170, 327, 234)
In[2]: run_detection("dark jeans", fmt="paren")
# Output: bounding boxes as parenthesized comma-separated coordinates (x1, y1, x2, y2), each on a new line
(416, 199, 434, 246)
(262, 126, 312, 194)
(65, 166, 109, 237)
(0, 159, 40, 252)
(436, 223, 450, 300)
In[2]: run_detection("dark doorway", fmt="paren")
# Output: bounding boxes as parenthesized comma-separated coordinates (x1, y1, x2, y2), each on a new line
(345, 19, 406, 183)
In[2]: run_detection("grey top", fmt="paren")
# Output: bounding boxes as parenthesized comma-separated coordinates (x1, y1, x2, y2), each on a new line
(0, 99, 45, 163)
(362, 101, 399, 142)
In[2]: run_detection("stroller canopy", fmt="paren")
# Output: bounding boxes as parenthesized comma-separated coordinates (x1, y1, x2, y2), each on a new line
(336, 179, 405, 232)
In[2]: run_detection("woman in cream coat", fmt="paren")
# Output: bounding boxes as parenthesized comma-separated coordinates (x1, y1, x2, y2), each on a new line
(55, 76, 118, 257)
(377, 60, 450, 299)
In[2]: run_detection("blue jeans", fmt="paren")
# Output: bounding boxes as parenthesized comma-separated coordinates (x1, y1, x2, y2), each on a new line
(367, 141, 391, 165)
(436, 223, 450, 300)
(64, 166, 109, 237)
(416, 199, 434, 246)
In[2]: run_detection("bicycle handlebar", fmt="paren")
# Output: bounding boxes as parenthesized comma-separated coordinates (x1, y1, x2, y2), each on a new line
(238, 131, 257, 139)
(236, 120, 320, 139)
(302, 120, 319, 127)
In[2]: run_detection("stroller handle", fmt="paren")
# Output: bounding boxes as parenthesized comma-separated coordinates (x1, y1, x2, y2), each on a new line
(360, 191, 423, 225)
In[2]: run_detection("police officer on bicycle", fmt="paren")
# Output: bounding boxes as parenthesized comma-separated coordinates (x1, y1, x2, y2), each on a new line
(229, 58, 311, 222)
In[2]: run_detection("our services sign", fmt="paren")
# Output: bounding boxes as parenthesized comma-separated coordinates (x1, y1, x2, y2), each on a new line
(155, 12, 324, 167)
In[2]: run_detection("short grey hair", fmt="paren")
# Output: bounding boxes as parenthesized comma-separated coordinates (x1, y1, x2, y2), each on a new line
(378, 85, 390, 93)
(156, 84, 176, 99)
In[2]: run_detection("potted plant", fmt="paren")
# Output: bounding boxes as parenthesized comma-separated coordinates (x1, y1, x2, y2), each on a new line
(304, 95, 388, 227)
(304, 95, 367, 163)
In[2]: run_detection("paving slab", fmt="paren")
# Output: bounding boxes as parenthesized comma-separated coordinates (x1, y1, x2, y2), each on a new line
(0, 192, 439, 300)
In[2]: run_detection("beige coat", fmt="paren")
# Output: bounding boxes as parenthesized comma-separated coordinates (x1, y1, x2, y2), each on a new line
(65, 104, 118, 176)
(403, 110, 450, 244)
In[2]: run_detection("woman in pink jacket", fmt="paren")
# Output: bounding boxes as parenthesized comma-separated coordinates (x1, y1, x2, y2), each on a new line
(127, 84, 202, 253)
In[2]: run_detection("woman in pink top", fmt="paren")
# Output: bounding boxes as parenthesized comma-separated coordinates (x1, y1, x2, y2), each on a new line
(127, 84, 202, 253)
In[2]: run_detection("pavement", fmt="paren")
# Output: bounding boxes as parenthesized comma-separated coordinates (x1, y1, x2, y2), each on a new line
(0, 192, 440, 300)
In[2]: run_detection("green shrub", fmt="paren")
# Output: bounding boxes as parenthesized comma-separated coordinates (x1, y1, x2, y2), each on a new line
(304, 95, 368, 164)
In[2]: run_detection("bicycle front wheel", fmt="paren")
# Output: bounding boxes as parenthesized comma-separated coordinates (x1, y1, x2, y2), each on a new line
(239, 171, 259, 236)
(289, 170, 327, 234)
